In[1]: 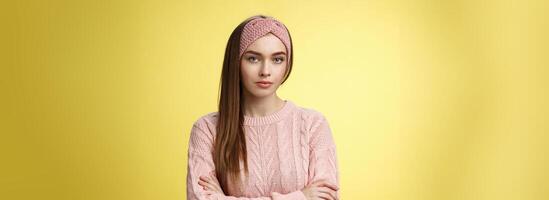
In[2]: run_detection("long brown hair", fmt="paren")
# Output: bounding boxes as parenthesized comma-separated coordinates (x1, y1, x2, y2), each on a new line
(214, 14, 294, 192)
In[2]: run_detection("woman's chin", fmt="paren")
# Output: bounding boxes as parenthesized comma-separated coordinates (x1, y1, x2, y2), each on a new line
(248, 90, 275, 99)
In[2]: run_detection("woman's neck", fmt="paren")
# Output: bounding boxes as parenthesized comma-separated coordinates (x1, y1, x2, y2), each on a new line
(243, 95, 286, 117)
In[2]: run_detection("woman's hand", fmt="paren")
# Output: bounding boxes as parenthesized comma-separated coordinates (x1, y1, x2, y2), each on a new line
(198, 173, 224, 195)
(301, 179, 339, 200)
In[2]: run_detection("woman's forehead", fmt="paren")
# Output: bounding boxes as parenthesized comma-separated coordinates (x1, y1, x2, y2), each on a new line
(245, 33, 286, 54)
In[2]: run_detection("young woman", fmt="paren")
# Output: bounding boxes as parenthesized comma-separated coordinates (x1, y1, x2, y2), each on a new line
(186, 15, 340, 200)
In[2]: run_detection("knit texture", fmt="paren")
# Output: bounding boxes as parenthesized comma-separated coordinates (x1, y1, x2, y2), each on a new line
(186, 100, 339, 199)
(239, 16, 292, 64)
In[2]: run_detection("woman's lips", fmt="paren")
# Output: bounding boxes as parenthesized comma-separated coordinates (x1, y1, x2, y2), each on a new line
(256, 81, 272, 88)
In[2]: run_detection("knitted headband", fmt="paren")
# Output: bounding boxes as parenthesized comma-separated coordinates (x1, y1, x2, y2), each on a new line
(239, 16, 291, 63)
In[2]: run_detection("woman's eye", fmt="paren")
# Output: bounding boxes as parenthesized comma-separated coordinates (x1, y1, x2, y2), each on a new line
(274, 57, 284, 64)
(248, 56, 258, 62)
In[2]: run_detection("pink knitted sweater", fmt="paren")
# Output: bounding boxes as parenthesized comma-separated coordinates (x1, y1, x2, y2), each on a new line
(186, 100, 340, 199)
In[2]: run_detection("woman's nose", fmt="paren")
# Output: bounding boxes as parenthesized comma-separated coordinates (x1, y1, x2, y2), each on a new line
(260, 71, 271, 77)
(259, 63, 271, 77)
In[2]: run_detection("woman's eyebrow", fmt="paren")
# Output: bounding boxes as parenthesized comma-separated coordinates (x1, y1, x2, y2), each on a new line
(272, 51, 286, 56)
(245, 50, 286, 56)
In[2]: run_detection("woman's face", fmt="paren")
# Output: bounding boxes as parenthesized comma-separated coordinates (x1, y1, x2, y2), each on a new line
(240, 33, 288, 100)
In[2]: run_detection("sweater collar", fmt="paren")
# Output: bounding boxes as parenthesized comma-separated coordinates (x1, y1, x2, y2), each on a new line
(243, 100, 295, 126)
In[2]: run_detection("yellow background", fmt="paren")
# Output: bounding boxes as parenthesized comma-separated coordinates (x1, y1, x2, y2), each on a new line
(1, 0, 548, 199)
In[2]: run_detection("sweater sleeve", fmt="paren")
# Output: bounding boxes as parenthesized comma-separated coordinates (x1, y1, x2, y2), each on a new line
(186, 117, 308, 200)
(307, 112, 340, 199)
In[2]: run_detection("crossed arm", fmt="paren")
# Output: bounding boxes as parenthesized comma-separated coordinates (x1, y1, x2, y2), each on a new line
(186, 115, 339, 200)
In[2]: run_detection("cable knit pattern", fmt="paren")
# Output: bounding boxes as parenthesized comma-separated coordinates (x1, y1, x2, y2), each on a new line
(186, 100, 340, 199)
